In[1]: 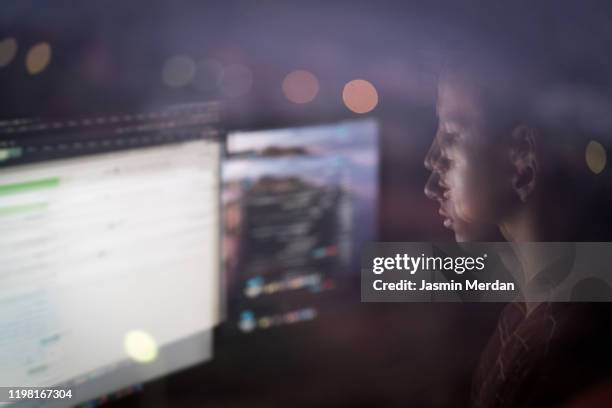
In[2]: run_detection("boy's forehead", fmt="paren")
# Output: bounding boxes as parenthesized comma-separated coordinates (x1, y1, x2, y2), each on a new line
(436, 78, 485, 126)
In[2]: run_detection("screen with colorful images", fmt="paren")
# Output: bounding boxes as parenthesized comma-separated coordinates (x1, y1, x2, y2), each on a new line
(223, 118, 379, 335)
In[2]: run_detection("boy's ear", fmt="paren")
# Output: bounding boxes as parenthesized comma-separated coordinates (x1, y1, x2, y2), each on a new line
(509, 125, 538, 202)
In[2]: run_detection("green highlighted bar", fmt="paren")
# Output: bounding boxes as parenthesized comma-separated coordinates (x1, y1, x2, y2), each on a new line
(0, 177, 60, 196)
(0, 202, 48, 217)
(0, 147, 22, 162)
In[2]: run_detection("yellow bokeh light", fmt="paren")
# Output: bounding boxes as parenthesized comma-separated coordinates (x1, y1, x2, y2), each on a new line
(342, 79, 378, 114)
(282, 70, 319, 104)
(162, 55, 196, 88)
(193, 58, 224, 92)
(26, 42, 52, 75)
(585, 140, 607, 175)
(124, 330, 158, 364)
(0, 37, 18, 68)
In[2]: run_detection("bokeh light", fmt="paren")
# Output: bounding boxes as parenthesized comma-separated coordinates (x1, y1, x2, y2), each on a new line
(221, 63, 253, 98)
(124, 330, 158, 363)
(193, 58, 224, 92)
(0, 37, 17, 68)
(25, 42, 52, 75)
(342, 79, 378, 114)
(162, 55, 196, 88)
(585, 140, 607, 174)
(282, 70, 319, 104)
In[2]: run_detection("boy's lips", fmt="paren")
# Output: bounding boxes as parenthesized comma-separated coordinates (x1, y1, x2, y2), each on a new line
(438, 208, 454, 229)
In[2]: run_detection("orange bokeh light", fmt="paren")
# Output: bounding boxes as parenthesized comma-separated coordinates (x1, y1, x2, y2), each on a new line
(342, 79, 378, 114)
(282, 70, 319, 104)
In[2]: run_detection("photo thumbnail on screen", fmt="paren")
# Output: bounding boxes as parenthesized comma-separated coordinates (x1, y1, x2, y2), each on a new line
(223, 118, 379, 335)
(0, 103, 223, 407)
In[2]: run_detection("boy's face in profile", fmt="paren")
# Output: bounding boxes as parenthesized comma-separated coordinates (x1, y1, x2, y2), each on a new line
(425, 74, 514, 241)
(424, 169, 497, 242)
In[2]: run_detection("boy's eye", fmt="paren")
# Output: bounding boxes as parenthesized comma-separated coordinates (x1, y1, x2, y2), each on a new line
(440, 131, 459, 144)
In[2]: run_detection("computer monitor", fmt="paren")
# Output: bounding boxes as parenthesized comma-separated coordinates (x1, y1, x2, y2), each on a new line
(222, 118, 379, 334)
(0, 103, 223, 406)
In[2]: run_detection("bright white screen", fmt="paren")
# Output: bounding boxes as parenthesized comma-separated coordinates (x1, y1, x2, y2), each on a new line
(0, 139, 220, 401)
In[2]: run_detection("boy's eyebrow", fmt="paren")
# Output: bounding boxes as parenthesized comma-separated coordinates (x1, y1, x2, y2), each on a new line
(438, 112, 469, 131)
